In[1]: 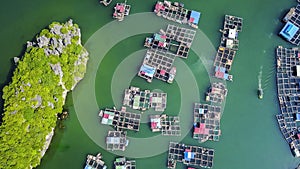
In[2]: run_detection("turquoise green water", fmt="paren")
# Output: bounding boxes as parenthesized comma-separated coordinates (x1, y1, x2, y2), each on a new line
(1, 0, 300, 168)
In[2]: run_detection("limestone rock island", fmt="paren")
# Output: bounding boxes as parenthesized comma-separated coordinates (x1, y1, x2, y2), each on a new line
(0, 19, 89, 169)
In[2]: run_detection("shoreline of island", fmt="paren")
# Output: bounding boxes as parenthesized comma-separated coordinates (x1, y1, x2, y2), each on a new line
(0, 19, 88, 168)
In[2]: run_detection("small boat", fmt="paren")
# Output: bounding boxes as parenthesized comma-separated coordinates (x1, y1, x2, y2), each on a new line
(258, 88, 263, 99)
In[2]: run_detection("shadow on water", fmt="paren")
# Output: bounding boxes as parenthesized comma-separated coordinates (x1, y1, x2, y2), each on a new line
(0, 30, 37, 123)
(0, 58, 19, 124)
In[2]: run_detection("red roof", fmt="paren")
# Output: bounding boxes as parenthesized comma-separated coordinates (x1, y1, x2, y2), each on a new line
(194, 127, 201, 134)
(155, 4, 160, 10)
(194, 123, 208, 134)
(103, 113, 109, 118)
(158, 42, 164, 47)
(160, 69, 166, 75)
(155, 3, 165, 11)
(161, 35, 167, 39)
(116, 5, 125, 13)
(151, 122, 157, 129)
(297, 134, 300, 139)
(189, 17, 195, 23)
(215, 70, 225, 78)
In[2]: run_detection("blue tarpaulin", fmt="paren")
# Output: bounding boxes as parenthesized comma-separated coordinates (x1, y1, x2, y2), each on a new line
(140, 64, 156, 77)
(280, 21, 299, 41)
(190, 10, 201, 25)
(184, 151, 195, 161)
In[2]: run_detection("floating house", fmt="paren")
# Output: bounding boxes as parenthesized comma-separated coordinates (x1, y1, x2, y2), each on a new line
(167, 142, 214, 169)
(123, 86, 167, 111)
(213, 15, 243, 81)
(149, 114, 181, 136)
(206, 82, 228, 104)
(99, 107, 141, 131)
(279, 4, 300, 45)
(193, 103, 221, 142)
(280, 22, 299, 42)
(154, 1, 201, 29)
(113, 0, 131, 21)
(84, 153, 107, 169)
(275, 46, 300, 157)
(106, 131, 128, 151)
(138, 24, 195, 83)
(114, 157, 136, 169)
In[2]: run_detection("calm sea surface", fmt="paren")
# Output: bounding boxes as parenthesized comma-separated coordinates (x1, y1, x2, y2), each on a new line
(1, 0, 300, 168)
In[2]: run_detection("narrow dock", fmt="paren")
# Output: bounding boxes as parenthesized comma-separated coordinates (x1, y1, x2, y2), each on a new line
(99, 0, 112, 6)
(167, 142, 214, 169)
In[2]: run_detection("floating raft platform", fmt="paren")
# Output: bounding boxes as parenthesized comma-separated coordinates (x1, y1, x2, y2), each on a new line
(114, 157, 136, 169)
(205, 82, 228, 104)
(106, 131, 128, 151)
(167, 142, 214, 169)
(149, 114, 181, 136)
(139, 24, 195, 83)
(123, 86, 167, 111)
(85, 153, 107, 169)
(99, 107, 141, 131)
(144, 24, 196, 59)
(275, 46, 300, 157)
(213, 47, 236, 73)
(113, 0, 131, 21)
(213, 15, 243, 81)
(139, 49, 177, 83)
(154, 1, 201, 29)
(193, 103, 221, 142)
(279, 4, 300, 45)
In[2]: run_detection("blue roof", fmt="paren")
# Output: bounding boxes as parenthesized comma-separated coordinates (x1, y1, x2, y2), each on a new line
(184, 151, 195, 161)
(190, 11, 201, 25)
(280, 21, 299, 41)
(215, 66, 229, 80)
(84, 165, 93, 169)
(215, 66, 226, 73)
(297, 113, 300, 121)
(140, 64, 156, 77)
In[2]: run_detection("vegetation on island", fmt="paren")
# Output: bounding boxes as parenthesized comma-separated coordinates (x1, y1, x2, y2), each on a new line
(0, 20, 89, 169)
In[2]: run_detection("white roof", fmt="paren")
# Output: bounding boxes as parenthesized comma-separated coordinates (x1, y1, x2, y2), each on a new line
(101, 118, 108, 124)
(226, 39, 234, 48)
(296, 65, 300, 77)
(228, 29, 237, 39)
